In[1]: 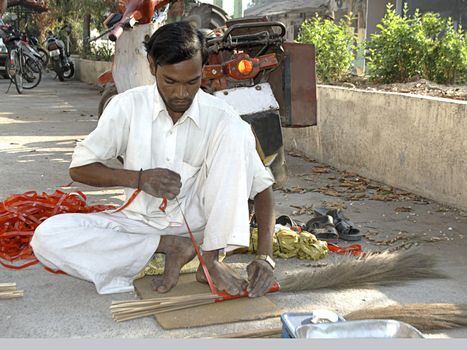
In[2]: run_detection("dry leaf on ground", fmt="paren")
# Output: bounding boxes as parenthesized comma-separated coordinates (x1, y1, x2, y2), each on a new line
(345, 193, 367, 201)
(321, 201, 347, 210)
(341, 171, 358, 178)
(282, 186, 308, 194)
(312, 166, 331, 174)
(290, 205, 313, 216)
(320, 188, 342, 197)
(395, 207, 413, 212)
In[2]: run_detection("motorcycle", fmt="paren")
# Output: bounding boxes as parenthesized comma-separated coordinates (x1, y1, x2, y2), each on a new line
(28, 35, 48, 69)
(96, 0, 317, 188)
(45, 24, 74, 81)
(97, 0, 229, 115)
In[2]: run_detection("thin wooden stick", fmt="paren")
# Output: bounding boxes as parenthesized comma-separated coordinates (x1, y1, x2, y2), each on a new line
(113, 297, 215, 314)
(110, 293, 219, 322)
(0, 283, 24, 299)
(214, 327, 283, 338)
(111, 293, 216, 308)
(112, 299, 216, 322)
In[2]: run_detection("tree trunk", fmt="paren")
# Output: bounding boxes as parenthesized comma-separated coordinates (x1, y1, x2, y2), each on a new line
(0, 0, 7, 16)
(83, 13, 91, 55)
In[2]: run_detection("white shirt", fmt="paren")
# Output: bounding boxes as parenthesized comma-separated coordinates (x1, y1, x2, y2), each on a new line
(70, 83, 273, 247)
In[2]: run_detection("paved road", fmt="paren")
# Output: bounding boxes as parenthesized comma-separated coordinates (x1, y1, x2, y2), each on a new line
(1, 74, 466, 338)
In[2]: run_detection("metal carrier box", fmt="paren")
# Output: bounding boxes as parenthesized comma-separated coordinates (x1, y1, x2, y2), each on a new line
(280, 311, 425, 339)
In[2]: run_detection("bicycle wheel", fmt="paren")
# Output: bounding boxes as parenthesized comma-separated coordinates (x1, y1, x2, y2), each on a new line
(38, 47, 49, 69)
(22, 56, 42, 89)
(12, 50, 23, 94)
(5, 56, 14, 81)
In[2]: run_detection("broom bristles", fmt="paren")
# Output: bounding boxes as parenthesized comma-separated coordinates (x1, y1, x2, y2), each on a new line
(345, 304, 467, 331)
(279, 248, 447, 292)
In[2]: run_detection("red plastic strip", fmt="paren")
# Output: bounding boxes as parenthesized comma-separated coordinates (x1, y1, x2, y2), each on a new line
(327, 243, 364, 257)
(114, 189, 141, 213)
(0, 190, 115, 273)
(172, 197, 280, 301)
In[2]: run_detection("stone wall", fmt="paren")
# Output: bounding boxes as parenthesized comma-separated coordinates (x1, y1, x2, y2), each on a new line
(283, 85, 467, 210)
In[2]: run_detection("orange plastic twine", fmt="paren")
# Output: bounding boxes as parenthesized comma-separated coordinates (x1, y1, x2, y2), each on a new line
(0, 190, 115, 271)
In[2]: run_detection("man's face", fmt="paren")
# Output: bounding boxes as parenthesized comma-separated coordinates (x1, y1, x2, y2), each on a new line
(152, 52, 203, 116)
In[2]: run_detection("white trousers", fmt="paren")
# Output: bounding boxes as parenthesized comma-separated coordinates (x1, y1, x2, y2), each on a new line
(31, 211, 205, 295)
(31, 122, 272, 295)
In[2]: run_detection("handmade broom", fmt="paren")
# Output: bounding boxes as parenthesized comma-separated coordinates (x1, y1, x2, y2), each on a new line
(111, 195, 447, 322)
(111, 243, 448, 321)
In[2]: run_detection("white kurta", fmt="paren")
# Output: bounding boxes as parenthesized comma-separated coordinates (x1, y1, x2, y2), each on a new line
(31, 83, 274, 294)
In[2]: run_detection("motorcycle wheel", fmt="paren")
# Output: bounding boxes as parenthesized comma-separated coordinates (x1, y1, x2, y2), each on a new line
(186, 3, 229, 30)
(98, 85, 118, 119)
(38, 47, 49, 69)
(63, 61, 75, 79)
(53, 60, 65, 81)
(269, 146, 289, 190)
(22, 57, 42, 89)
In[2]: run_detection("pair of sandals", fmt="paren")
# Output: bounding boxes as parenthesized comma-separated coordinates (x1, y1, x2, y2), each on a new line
(276, 208, 362, 244)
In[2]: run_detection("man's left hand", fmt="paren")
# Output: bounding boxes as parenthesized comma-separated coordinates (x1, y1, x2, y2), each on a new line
(246, 259, 275, 298)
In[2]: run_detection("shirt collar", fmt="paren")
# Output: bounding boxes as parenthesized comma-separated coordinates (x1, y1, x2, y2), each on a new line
(152, 83, 201, 128)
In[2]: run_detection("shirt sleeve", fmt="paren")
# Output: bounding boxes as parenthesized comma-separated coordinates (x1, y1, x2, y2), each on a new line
(70, 93, 130, 168)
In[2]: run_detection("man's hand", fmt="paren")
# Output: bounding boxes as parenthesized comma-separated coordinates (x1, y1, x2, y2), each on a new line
(140, 168, 181, 199)
(246, 259, 275, 298)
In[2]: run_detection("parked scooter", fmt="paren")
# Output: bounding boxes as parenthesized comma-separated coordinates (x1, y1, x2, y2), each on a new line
(28, 35, 48, 69)
(45, 24, 74, 81)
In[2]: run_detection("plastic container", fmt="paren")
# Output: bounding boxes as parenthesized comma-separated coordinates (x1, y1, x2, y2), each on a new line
(280, 310, 346, 338)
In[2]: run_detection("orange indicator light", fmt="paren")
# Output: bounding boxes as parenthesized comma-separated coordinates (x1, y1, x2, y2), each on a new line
(238, 59, 253, 75)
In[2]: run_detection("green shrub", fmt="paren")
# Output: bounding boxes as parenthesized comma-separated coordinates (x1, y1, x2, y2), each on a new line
(367, 3, 467, 84)
(83, 41, 114, 62)
(427, 18, 467, 84)
(366, 4, 426, 83)
(297, 14, 357, 83)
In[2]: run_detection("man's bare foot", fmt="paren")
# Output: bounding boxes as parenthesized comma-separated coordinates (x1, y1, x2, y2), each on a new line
(151, 235, 196, 293)
(196, 260, 248, 295)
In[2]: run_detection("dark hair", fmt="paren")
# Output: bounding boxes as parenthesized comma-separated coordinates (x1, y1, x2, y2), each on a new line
(144, 21, 208, 66)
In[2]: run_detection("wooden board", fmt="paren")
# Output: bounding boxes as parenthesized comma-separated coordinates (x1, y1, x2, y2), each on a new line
(134, 274, 283, 329)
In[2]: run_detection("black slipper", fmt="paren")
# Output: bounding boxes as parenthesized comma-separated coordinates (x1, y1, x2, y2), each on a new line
(314, 208, 362, 241)
(305, 215, 339, 244)
(276, 215, 305, 232)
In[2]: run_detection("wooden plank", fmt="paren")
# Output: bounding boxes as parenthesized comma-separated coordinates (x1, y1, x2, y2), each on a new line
(134, 274, 283, 329)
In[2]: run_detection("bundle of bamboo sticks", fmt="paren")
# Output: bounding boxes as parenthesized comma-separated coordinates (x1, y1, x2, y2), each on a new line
(0, 283, 24, 299)
(111, 293, 219, 322)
